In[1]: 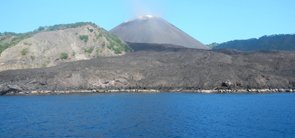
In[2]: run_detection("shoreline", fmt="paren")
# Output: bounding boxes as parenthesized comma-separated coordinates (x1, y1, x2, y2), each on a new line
(2, 88, 295, 96)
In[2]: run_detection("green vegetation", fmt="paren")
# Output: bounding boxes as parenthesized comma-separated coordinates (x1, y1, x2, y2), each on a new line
(93, 26, 131, 54)
(23, 42, 32, 46)
(105, 33, 132, 54)
(96, 48, 101, 56)
(41, 60, 50, 67)
(0, 22, 99, 55)
(214, 34, 295, 51)
(60, 52, 68, 60)
(35, 22, 98, 32)
(207, 42, 219, 49)
(0, 32, 19, 36)
(21, 48, 29, 56)
(88, 28, 94, 32)
(83, 47, 94, 54)
(0, 42, 10, 55)
(79, 35, 89, 43)
(108, 43, 124, 54)
(0, 33, 33, 55)
(95, 33, 103, 40)
(0, 22, 133, 57)
(41, 63, 47, 68)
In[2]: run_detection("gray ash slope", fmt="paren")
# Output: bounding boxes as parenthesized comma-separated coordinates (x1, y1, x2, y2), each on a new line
(111, 15, 208, 49)
(0, 44, 294, 95)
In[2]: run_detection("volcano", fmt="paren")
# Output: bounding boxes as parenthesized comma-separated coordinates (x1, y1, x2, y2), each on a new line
(110, 15, 208, 49)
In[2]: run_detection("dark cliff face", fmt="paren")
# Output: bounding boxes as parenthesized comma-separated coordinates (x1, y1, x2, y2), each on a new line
(0, 44, 294, 94)
(110, 15, 208, 49)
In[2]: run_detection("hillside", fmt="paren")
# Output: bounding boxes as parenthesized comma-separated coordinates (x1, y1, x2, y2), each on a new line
(0, 22, 130, 71)
(212, 34, 295, 51)
(111, 15, 208, 49)
(0, 45, 294, 95)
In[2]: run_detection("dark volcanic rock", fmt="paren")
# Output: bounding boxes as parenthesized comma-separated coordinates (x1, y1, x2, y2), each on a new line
(0, 45, 294, 94)
(0, 84, 23, 95)
(127, 42, 187, 52)
(221, 80, 234, 88)
(0, 84, 9, 95)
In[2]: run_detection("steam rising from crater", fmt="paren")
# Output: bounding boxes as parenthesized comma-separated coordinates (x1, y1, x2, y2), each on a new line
(126, 0, 163, 18)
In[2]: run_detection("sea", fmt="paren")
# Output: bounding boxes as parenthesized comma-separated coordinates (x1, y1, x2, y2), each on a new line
(0, 93, 295, 137)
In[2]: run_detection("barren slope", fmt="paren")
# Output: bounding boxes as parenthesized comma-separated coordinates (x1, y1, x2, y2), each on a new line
(111, 15, 208, 49)
(0, 23, 130, 71)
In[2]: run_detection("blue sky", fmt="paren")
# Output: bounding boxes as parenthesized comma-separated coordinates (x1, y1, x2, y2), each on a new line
(1, 0, 294, 44)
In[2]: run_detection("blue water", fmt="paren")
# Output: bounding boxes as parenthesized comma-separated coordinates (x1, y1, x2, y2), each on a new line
(0, 93, 295, 137)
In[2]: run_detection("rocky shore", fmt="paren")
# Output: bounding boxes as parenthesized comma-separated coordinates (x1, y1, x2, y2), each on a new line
(1, 87, 294, 96)
(0, 49, 294, 96)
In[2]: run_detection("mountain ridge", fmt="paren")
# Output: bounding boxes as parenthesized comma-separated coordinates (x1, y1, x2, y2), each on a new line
(212, 34, 295, 51)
